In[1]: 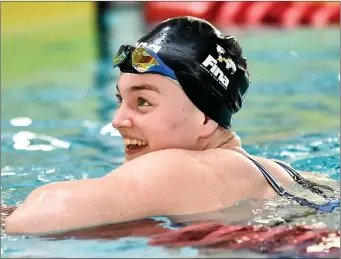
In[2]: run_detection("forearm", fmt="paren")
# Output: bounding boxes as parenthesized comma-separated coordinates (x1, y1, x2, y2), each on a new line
(5, 179, 115, 235)
(4, 176, 159, 235)
(3, 204, 168, 240)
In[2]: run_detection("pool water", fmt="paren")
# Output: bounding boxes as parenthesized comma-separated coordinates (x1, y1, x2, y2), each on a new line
(1, 28, 340, 258)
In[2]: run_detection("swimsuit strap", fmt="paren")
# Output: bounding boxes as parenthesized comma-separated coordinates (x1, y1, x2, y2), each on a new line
(248, 157, 340, 213)
(274, 160, 336, 201)
(248, 156, 286, 196)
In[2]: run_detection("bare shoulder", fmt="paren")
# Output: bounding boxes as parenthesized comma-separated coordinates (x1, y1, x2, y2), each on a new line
(106, 149, 212, 179)
(107, 148, 252, 180)
(105, 148, 219, 194)
(104, 148, 255, 214)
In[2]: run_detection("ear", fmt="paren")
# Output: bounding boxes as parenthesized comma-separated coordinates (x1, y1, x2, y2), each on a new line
(199, 115, 218, 138)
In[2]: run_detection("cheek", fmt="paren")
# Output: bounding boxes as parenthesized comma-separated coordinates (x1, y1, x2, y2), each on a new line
(153, 109, 198, 146)
(169, 115, 189, 131)
(163, 108, 190, 130)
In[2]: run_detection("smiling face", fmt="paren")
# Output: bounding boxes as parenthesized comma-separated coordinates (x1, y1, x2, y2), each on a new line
(112, 73, 207, 161)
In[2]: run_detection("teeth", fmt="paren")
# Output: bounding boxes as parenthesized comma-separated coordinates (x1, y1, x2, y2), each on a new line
(124, 138, 147, 146)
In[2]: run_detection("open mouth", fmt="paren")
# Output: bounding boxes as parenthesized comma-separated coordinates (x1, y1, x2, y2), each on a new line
(124, 138, 148, 154)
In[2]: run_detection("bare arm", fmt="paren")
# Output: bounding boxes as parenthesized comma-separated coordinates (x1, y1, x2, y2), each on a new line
(5, 149, 215, 235)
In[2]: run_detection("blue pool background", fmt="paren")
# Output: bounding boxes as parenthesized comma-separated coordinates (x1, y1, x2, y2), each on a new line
(1, 28, 340, 257)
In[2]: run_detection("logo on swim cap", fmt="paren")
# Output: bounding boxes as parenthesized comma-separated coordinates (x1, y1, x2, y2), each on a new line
(201, 45, 236, 90)
(134, 41, 162, 54)
(216, 45, 237, 74)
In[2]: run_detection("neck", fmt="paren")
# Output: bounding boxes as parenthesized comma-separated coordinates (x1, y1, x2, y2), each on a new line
(199, 128, 241, 150)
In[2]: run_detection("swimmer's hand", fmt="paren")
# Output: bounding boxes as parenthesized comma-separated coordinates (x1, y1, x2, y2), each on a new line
(1, 205, 17, 228)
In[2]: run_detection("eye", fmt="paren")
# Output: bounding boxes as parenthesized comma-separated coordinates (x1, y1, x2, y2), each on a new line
(115, 94, 122, 106)
(137, 97, 151, 107)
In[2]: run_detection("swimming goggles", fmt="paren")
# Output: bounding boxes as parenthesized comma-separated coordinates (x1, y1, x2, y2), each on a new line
(113, 45, 178, 81)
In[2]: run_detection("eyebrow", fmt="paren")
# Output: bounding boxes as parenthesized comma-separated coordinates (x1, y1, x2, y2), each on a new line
(116, 84, 160, 94)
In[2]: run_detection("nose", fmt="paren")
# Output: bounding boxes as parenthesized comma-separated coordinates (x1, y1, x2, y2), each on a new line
(111, 105, 133, 129)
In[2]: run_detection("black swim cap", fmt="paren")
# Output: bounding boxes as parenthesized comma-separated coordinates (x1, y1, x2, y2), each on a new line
(118, 16, 251, 129)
